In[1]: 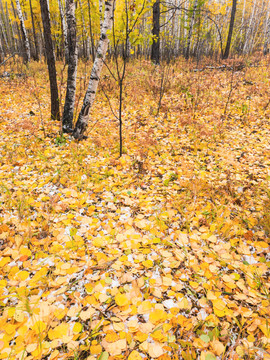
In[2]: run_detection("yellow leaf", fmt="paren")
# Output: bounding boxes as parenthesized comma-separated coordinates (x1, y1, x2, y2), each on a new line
(212, 299, 226, 311)
(115, 293, 129, 306)
(32, 321, 46, 334)
(259, 324, 270, 338)
(13, 309, 24, 322)
(190, 281, 199, 289)
(151, 329, 166, 342)
(73, 322, 83, 334)
(148, 343, 164, 358)
(92, 238, 105, 247)
(101, 339, 126, 356)
(90, 344, 102, 354)
(134, 331, 148, 342)
(142, 259, 153, 268)
(128, 350, 143, 360)
(80, 307, 95, 321)
(211, 340, 225, 355)
(207, 291, 217, 300)
(127, 320, 139, 332)
(178, 298, 190, 310)
(0, 257, 10, 268)
(113, 322, 125, 332)
(138, 301, 152, 314)
(149, 309, 167, 324)
(5, 324, 16, 336)
(105, 331, 119, 343)
(48, 323, 69, 340)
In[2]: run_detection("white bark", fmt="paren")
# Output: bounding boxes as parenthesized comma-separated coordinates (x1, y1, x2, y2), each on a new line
(243, 0, 257, 54)
(99, 0, 104, 32)
(185, 0, 198, 60)
(15, 0, 30, 63)
(79, 0, 90, 59)
(0, 35, 4, 61)
(263, 6, 270, 54)
(73, 0, 114, 139)
(57, 0, 69, 62)
(62, 0, 77, 132)
(0, 14, 8, 54)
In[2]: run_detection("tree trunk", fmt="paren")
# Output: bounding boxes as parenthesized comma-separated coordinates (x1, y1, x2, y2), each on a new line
(40, 0, 60, 120)
(62, 0, 77, 133)
(263, 8, 270, 55)
(87, 0, 95, 62)
(57, 0, 69, 63)
(4, 3, 15, 54)
(0, 34, 4, 61)
(222, 0, 237, 59)
(98, 0, 103, 32)
(185, 0, 198, 60)
(243, 0, 257, 54)
(151, 0, 160, 64)
(11, 0, 23, 55)
(79, 0, 90, 60)
(15, 0, 30, 63)
(73, 0, 114, 140)
(0, 12, 8, 55)
(29, 0, 39, 60)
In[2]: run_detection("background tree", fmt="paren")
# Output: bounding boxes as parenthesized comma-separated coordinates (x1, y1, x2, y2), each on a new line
(62, 0, 77, 133)
(151, 0, 160, 64)
(40, 0, 60, 120)
(15, 0, 30, 63)
(73, 0, 115, 139)
(223, 0, 237, 59)
(185, 0, 198, 60)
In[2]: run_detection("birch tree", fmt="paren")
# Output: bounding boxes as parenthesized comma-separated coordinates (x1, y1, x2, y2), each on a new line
(0, 11, 8, 56)
(73, 0, 115, 139)
(0, 34, 4, 61)
(78, 0, 90, 60)
(40, 0, 60, 120)
(57, 0, 69, 63)
(15, 0, 30, 63)
(62, 0, 77, 133)
(263, 6, 270, 55)
(243, 0, 257, 54)
(185, 0, 198, 60)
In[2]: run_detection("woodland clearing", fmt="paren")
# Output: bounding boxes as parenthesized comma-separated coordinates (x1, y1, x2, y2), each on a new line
(0, 58, 270, 360)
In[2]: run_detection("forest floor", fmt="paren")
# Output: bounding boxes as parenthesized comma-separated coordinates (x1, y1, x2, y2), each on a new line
(0, 57, 270, 360)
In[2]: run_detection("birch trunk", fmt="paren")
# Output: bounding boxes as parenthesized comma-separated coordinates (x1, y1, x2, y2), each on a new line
(239, 0, 246, 50)
(79, 0, 90, 60)
(0, 35, 4, 61)
(15, 0, 30, 63)
(87, 0, 95, 61)
(73, 0, 114, 139)
(0, 13, 8, 55)
(99, 0, 103, 32)
(62, 0, 77, 132)
(11, 0, 23, 55)
(0, 0, 10, 54)
(263, 7, 270, 55)
(40, 0, 60, 120)
(57, 0, 69, 62)
(243, 0, 257, 54)
(4, 3, 14, 53)
(185, 0, 198, 60)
